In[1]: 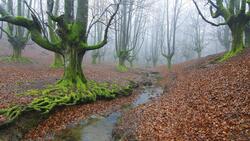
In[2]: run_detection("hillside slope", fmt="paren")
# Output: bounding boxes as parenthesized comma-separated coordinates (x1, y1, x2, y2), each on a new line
(116, 49, 250, 140)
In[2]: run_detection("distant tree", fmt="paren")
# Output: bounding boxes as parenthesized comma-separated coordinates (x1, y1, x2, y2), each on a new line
(181, 40, 195, 61)
(245, 23, 250, 48)
(193, 0, 250, 60)
(143, 36, 152, 67)
(114, 0, 133, 69)
(151, 24, 160, 67)
(47, 0, 64, 68)
(91, 0, 106, 65)
(0, 0, 31, 62)
(0, 21, 2, 39)
(161, 0, 182, 69)
(114, 0, 146, 70)
(126, 0, 146, 68)
(191, 13, 206, 59)
(217, 24, 231, 52)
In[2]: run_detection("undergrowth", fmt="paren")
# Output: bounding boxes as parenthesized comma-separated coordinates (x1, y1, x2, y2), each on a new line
(0, 56, 33, 64)
(116, 65, 128, 72)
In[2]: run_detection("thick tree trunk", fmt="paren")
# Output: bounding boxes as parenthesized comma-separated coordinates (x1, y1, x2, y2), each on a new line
(119, 57, 126, 67)
(245, 26, 250, 48)
(129, 61, 133, 68)
(51, 53, 63, 68)
(220, 24, 245, 61)
(197, 51, 201, 59)
(167, 58, 172, 70)
(12, 47, 22, 60)
(231, 27, 244, 52)
(60, 48, 87, 87)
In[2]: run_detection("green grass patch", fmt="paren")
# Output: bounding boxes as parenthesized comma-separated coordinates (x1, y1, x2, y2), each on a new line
(116, 65, 128, 73)
(0, 56, 33, 64)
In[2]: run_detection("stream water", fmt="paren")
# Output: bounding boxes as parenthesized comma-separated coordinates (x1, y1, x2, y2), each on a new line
(51, 73, 163, 141)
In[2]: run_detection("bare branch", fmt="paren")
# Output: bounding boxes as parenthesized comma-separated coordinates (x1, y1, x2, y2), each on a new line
(192, 0, 226, 27)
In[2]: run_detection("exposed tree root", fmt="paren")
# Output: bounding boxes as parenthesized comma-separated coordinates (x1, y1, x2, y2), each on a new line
(0, 80, 137, 127)
(218, 47, 244, 62)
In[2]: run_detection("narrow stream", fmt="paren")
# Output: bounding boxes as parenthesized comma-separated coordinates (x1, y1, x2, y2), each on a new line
(52, 73, 163, 141)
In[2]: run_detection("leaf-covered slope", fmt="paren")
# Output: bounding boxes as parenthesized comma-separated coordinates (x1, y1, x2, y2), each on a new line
(116, 49, 250, 140)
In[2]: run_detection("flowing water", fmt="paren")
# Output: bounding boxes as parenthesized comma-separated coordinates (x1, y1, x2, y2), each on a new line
(52, 73, 163, 141)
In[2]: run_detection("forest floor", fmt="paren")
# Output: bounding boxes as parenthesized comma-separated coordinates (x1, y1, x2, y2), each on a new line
(0, 44, 146, 140)
(0, 44, 249, 140)
(0, 62, 144, 140)
(115, 48, 250, 140)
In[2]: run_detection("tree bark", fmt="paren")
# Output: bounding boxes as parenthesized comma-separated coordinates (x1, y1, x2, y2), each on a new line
(245, 25, 250, 48)
(197, 51, 201, 59)
(119, 57, 126, 67)
(167, 57, 172, 70)
(60, 48, 87, 87)
(52, 53, 63, 68)
(12, 46, 22, 60)
(231, 26, 245, 52)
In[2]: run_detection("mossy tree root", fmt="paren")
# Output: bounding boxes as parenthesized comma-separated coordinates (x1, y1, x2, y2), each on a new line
(219, 46, 244, 62)
(0, 80, 136, 127)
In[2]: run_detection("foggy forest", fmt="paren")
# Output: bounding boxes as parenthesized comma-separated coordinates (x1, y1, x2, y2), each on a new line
(0, 0, 249, 140)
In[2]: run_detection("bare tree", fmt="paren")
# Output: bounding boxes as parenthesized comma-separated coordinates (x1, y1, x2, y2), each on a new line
(217, 24, 231, 52)
(245, 23, 250, 48)
(126, 0, 146, 67)
(161, 0, 182, 69)
(91, 0, 107, 64)
(113, 0, 147, 70)
(0, 0, 31, 62)
(191, 13, 207, 58)
(47, 0, 64, 68)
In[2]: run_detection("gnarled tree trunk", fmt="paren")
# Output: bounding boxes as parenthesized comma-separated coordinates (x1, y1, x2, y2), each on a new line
(230, 22, 245, 52)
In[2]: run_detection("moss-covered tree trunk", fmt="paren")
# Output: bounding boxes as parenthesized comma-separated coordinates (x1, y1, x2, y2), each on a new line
(91, 51, 98, 65)
(51, 53, 63, 68)
(12, 46, 22, 60)
(231, 26, 245, 52)
(60, 48, 87, 87)
(245, 25, 250, 48)
(220, 22, 246, 61)
(167, 57, 172, 70)
(129, 61, 133, 68)
(197, 51, 201, 59)
(119, 57, 126, 67)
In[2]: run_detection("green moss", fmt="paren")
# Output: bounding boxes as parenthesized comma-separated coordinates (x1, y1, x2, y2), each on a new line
(0, 80, 136, 126)
(116, 65, 128, 73)
(0, 56, 33, 64)
(50, 62, 64, 69)
(219, 46, 244, 62)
